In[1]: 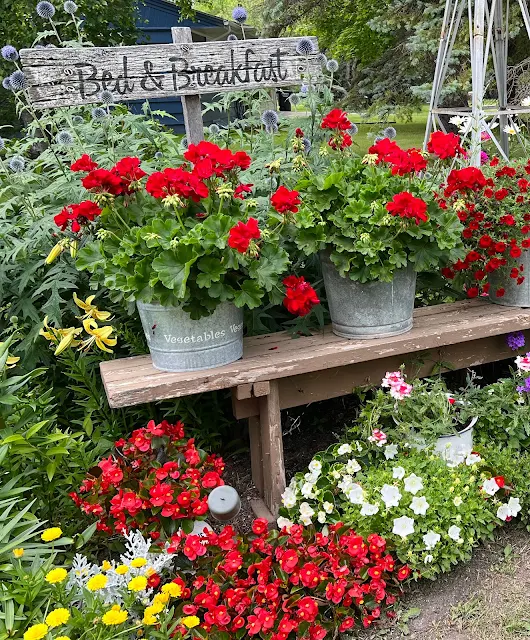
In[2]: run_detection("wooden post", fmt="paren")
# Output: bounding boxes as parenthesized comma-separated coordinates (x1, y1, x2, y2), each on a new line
(171, 27, 204, 144)
(248, 416, 264, 495)
(258, 380, 285, 517)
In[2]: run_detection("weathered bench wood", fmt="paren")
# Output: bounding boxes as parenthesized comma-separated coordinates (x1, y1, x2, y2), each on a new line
(100, 299, 530, 519)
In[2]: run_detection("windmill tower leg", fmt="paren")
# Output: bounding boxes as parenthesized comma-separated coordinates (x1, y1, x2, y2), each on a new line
(494, 0, 509, 155)
(470, 0, 486, 167)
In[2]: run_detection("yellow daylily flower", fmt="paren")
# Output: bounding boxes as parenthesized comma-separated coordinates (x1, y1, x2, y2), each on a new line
(73, 293, 111, 321)
(0, 342, 20, 369)
(40, 317, 82, 356)
(81, 319, 117, 353)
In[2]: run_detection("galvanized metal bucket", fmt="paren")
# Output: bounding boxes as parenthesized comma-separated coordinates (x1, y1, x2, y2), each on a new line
(137, 301, 244, 372)
(320, 252, 417, 339)
(488, 249, 530, 307)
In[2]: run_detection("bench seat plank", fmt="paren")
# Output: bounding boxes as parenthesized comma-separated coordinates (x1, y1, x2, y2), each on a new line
(101, 299, 530, 409)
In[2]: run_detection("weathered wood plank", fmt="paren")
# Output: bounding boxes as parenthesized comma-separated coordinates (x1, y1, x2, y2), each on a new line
(259, 381, 285, 515)
(248, 416, 264, 495)
(19, 37, 321, 109)
(100, 300, 530, 408)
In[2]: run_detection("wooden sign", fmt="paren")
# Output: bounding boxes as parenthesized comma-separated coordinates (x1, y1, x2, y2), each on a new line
(19, 36, 321, 110)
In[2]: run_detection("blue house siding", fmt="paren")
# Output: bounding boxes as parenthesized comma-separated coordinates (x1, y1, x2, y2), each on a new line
(127, 0, 252, 132)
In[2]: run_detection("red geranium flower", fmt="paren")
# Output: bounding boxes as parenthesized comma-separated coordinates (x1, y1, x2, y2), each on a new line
(283, 275, 320, 316)
(82, 168, 125, 195)
(386, 191, 429, 224)
(321, 109, 351, 131)
(54, 200, 102, 233)
(71, 154, 98, 172)
(113, 156, 147, 187)
(444, 167, 487, 196)
(427, 131, 464, 159)
(234, 183, 253, 199)
(145, 167, 208, 202)
(271, 186, 301, 214)
(227, 217, 261, 253)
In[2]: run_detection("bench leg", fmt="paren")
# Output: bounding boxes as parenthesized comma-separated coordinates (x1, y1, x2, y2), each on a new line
(248, 416, 264, 495)
(258, 380, 286, 517)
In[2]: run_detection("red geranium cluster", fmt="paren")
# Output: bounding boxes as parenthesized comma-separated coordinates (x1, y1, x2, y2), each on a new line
(183, 141, 251, 179)
(368, 138, 427, 176)
(228, 217, 261, 253)
(271, 186, 301, 214)
(169, 521, 409, 638)
(146, 167, 209, 202)
(54, 200, 102, 233)
(70, 419, 224, 538)
(426, 131, 465, 160)
(321, 110, 353, 150)
(440, 160, 530, 298)
(386, 191, 429, 225)
(283, 276, 320, 316)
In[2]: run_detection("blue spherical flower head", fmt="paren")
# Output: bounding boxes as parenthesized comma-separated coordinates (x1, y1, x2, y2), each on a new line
(316, 53, 327, 66)
(326, 59, 339, 73)
(349, 123, 359, 136)
(9, 70, 26, 91)
(227, 34, 238, 41)
(36, 1, 56, 18)
(1, 45, 19, 62)
(261, 109, 279, 127)
(296, 38, 316, 56)
(300, 84, 308, 95)
(265, 123, 278, 134)
(64, 0, 77, 13)
(288, 93, 300, 106)
(209, 123, 220, 135)
(99, 90, 114, 105)
(154, 151, 163, 159)
(232, 6, 247, 23)
(91, 107, 107, 120)
(181, 136, 188, 148)
(302, 137, 311, 154)
(2, 77, 12, 91)
(383, 126, 397, 139)
(9, 156, 25, 173)
(72, 115, 84, 124)
(56, 130, 74, 146)
(374, 135, 384, 143)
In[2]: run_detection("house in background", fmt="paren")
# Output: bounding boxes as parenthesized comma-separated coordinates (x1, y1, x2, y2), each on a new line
(128, 0, 256, 132)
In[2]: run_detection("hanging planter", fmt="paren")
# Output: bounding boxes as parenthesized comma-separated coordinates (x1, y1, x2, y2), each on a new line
(488, 249, 530, 307)
(320, 252, 416, 339)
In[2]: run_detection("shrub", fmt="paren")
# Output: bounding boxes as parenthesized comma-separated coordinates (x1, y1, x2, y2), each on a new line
(70, 419, 225, 537)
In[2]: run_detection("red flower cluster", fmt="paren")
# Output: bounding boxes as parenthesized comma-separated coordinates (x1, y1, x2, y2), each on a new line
(54, 200, 102, 233)
(70, 154, 98, 172)
(440, 161, 530, 297)
(321, 109, 351, 131)
(426, 131, 464, 160)
(386, 191, 429, 225)
(228, 218, 261, 253)
(368, 138, 427, 176)
(70, 419, 224, 538)
(283, 276, 320, 316)
(271, 186, 301, 214)
(146, 167, 209, 202)
(78, 156, 147, 196)
(170, 522, 409, 638)
(184, 141, 251, 180)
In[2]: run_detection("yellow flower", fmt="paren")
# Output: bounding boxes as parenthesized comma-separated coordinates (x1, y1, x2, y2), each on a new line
(149, 601, 165, 615)
(81, 318, 117, 353)
(45, 240, 67, 265)
(102, 560, 112, 571)
(69, 240, 78, 258)
(45, 608, 70, 628)
(23, 624, 49, 640)
(153, 592, 170, 606)
(182, 616, 200, 629)
(41, 527, 62, 542)
(143, 603, 164, 625)
(45, 568, 68, 584)
(102, 605, 128, 626)
(40, 317, 83, 356)
(161, 582, 182, 598)
(128, 575, 148, 591)
(56, 637, 71, 640)
(130, 557, 147, 568)
(87, 573, 108, 591)
(73, 293, 112, 321)
(143, 612, 158, 626)
(115, 564, 129, 575)
(13, 548, 24, 558)
(0, 342, 20, 369)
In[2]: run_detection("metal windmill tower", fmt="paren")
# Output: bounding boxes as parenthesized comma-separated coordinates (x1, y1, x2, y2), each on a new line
(425, 0, 530, 166)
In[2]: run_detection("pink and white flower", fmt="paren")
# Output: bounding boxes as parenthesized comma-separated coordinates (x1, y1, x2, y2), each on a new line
(368, 429, 388, 446)
(381, 371, 403, 388)
(515, 354, 530, 372)
(389, 382, 413, 400)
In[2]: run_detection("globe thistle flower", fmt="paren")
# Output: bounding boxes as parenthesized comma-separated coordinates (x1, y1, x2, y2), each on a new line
(36, 1, 56, 18)
(288, 93, 300, 106)
(374, 135, 384, 143)
(2, 77, 12, 91)
(72, 115, 84, 124)
(265, 123, 278, 134)
(296, 38, 316, 56)
(349, 123, 358, 136)
(9, 71, 26, 91)
(383, 126, 397, 139)
(209, 123, 220, 135)
(326, 59, 339, 73)
(227, 34, 238, 41)
(1, 45, 19, 62)
(0, 137, 5, 150)
(46, 43, 57, 48)
(180, 136, 188, 148)
(232, 6, 247, 23)
(316, 52, 327, 66)
(154, 151, 163, 159)
(91, 107, 107, 120)
(9, 156, 25, 172)
(99, 90, 114, 105)
(261, 109, 279, 127)
(300, 84, 308, 95)
(302, 137, 311, 153)
(64, 0, 78, 13)
(56, 130, 74, 146)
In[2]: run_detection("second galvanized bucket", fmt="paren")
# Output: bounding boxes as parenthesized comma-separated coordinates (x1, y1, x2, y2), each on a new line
(488, 249, 530, 307)
(320, 252, 417, 339)
(137, 301, 243, 372)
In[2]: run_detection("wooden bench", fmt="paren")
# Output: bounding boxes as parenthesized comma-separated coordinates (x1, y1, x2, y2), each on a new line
(100, 299, 530, 519)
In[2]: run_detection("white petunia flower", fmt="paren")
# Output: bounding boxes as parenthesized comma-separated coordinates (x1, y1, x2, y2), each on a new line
(360, 502, 379, 516)
(384, 444, 399, 460)
(323, 501, 334, 514)
(345, 458, 361, 474)
(481, 478, 500, 496)
(381, 484, 402, 508)
(277, 516, 294, 531)
(301, 482, 315, 499)
(337, 443, 352, 455)
(507, 497, 521, 517)
(497, 504, 511, 521)
(465, 453, 482, 466)
(347, 483, 365, 504)
(393, 466, 406, 480)
(308, 460, 322, 475)
(448, 525, 461, 541)
(423, 531, 441, 550)
(393, 516, 415, 538)
(424, 554, 434, 564)
(404, 474, 424, 495)
(282, 488, 297, 509)
(453, 496, 463, 507)
(317, 511, 327, 523)
(338, 475, 354, 493)
(410, 496, 429, 516)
